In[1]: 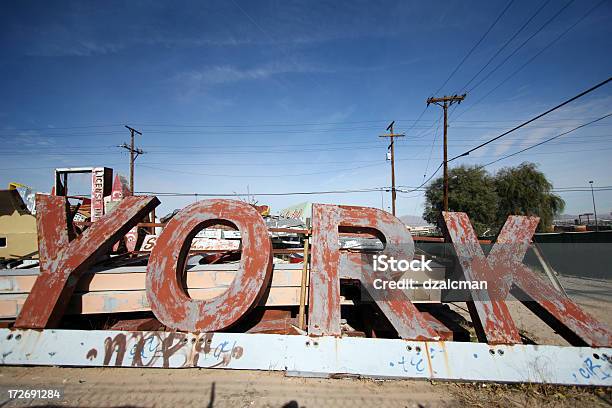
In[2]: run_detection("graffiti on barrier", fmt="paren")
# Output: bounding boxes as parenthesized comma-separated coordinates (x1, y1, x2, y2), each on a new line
(86, 332, 244, 368)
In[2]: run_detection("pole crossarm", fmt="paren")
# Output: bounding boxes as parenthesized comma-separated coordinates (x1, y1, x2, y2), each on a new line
(378, 133, 405, 138)
(426, 94, 466, 106)
(124, 125, 142, 135)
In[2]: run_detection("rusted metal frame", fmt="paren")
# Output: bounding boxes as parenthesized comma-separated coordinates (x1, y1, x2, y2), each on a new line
(134, 249, 304, 255)
(298, 232, 310, 330)
(269, 228, 309, 234)
(272, 248, 304, 254)
(75, 224, 309, 232)
(309, 204, 439, 340)
(75, 221, 166, 228)
(1, 329, 611, 386)
(146, 199, 273, 332)
(443, 212, 611, 347)
(14, 194, 160, 329)
(412, 236, 492, 244)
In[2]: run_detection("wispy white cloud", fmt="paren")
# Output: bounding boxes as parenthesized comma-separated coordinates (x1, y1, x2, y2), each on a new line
(2, 129, 54, 146)
(169, 60, 332, 101)
(178, 62, 323, 86)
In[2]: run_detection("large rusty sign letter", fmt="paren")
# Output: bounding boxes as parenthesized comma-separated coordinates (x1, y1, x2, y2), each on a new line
(309, 204, 439, 340)
(15, 194, 160, 328)
(146, 199, 272, 332)
(443, 212, 611, 347)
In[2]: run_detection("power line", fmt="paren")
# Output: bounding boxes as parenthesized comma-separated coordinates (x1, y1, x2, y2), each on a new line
(408, 112, 442, 139)
(405, 107, 430, 135)
(481, 113, 612, 167)
(3, 116, 607, 136)
(417, 0, 514, 144)
(9, 145, 612, 172)
(3, 133, 612, 158)
(448, 76, 612, 162)
(137, 161, 389, 178)
(468, 0, 575, 94)
(3, 136, 611, 158)
(230, 0, 323, 91)
(136, 187, 388, 197)
(401, 162, 445, 194)
(433, 0, 515, 95)
(452, 0, 606, 121)
(6, 132, 612, 153)
(553, 186, 612, 190)
(458, 0, 552, 93)
(553, 188, 612, 193)
(0, 124, 123, 131)
(422, 116, 443, 179)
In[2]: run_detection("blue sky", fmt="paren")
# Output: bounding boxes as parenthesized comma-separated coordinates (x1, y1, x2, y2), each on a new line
(1, 0, 611, 218)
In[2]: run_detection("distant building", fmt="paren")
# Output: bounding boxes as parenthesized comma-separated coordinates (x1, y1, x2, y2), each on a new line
(0, 189, 37, 261)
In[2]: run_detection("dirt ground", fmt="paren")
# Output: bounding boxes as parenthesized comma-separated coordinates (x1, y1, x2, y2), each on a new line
(0, 366, 450, 407)
(0, 274, 610, 407)
(0, 366, 609, 408)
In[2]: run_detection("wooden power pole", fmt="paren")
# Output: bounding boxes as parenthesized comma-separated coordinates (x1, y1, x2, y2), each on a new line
(379, 121, 404, 216)
(426, 94, 466, 211)
(119, 125, 144, 194)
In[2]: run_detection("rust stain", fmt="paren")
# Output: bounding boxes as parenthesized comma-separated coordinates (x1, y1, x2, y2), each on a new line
(146, 199, 272, 332)
(309, 204, 438, 340)
(15, 194, 160, 329)
(443, 212, 611, 347)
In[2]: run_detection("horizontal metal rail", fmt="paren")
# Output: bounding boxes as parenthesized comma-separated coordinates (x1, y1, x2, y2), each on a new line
(0, 329, 610, 386)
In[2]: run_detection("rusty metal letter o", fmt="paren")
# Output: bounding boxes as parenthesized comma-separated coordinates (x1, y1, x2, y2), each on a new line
(146, 199, 272, 332)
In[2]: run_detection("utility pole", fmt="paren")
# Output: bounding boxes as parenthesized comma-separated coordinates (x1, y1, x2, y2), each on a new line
(379, 121, 405, 216)
(119, 125, 144, 194)
(426, 94, 466, 212)
(589, 180, 599, 232)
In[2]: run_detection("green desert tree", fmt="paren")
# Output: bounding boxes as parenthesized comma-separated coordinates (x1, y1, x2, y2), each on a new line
(493, 162, 565, 232)
(423, 165, 498, 235)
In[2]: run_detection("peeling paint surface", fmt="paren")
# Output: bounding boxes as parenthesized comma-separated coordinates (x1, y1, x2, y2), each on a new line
(14, 194, 160, 329)
(443, 212, 611, 347)
(309, 204, 439, 340)
(146, 199, 272, 332)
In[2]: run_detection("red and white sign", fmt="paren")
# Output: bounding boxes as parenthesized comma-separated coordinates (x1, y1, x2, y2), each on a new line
(139, 234, 240, 252)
